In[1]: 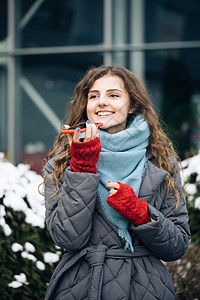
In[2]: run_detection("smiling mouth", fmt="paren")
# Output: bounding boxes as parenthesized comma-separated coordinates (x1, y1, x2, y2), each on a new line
(96, 111, 114, 116)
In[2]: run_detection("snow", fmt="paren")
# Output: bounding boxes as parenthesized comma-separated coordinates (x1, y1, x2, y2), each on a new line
(36, 261, 45, 270)
(0, 153, 45, 232)
(43, 252, 60, 264)
(8, 273, 29, 288)
(0, 204, 12, 236)
(181, 150, 200, 209)
(185, 183, 197, 195)
(2, 222, 12, 236)
(8, 281, 23, 288)
(1, 150, 200, 285)
(182, 150, 200, 182)
(21, 251, 37, 262)
(195, 197, 200, 209)
(11, 243, 23, 252)
(0, 204, 6, 217)
(25, 242, 36, 253)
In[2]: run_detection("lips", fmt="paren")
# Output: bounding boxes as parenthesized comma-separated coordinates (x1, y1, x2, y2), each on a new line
(96, 111, 114, 116)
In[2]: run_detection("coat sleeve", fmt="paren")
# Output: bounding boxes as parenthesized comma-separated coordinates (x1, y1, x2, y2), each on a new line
(44, 159, 100, 251)
(131, 162, 191, 262)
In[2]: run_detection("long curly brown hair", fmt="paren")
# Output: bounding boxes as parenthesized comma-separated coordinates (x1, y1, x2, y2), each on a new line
(41, 65, 181, 204)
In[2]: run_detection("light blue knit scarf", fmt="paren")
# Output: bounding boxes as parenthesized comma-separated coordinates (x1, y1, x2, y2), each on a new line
(96, 115, 150, 252)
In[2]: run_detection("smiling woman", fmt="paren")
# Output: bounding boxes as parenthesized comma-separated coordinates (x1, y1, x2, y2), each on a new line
(87, 75, 134, 134)
(41, 65, 190, 300)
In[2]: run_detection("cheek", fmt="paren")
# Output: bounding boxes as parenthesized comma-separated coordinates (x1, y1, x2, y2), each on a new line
(86, 102, 94, 118)
(118, 102, 130, 118)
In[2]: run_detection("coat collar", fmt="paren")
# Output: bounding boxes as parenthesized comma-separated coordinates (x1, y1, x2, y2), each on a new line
(139, 151, 168, 200)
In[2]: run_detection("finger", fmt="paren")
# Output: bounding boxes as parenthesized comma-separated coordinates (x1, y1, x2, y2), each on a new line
(65, 125, 73, 146)
(67, 134, 73, 146)
(109, 189, 118, 196)
(96, 125, 101, 137)
(84, 120, 91, 142)
(73, 127, 80, 143)
(106, 182, 120, 190)
(90, 121, 97, 139)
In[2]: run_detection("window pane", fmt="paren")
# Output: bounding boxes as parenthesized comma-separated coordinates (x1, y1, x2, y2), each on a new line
(113, 0, 200, 45)
(0, 0, 7, 42)
(16, 0, 103, 48)
(146, 0, 200, 43)
(20, 53, 103, 171)
(145, 48, 200, 157)
(0, 66, 7, 153)
(112, 48, 200, 158)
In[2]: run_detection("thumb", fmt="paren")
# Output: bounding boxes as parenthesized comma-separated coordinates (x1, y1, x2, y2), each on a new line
(64, 125, 73, 146)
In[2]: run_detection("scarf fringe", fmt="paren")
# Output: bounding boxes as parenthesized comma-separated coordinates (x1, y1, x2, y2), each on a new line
(118, 229, 134, 253)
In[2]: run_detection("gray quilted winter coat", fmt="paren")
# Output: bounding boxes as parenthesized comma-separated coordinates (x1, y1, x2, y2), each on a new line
(44, 150, 190, 300)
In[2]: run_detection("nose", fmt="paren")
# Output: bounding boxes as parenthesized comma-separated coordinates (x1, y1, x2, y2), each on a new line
(98, 95, 108, 106)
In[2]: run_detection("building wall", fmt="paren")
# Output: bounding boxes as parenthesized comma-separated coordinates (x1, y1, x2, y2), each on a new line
(0, 0, 200, 172)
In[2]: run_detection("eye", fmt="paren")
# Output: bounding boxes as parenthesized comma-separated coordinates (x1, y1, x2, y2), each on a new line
(89, 94, 98, 99)
(109, 94, 119, 98)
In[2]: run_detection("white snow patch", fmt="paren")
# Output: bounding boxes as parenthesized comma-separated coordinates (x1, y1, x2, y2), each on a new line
(8, 281, 23, 288)
(3, 223, 12, 236)
(43, 252, 60, 264)
(185, 183, 197, 195)
(182, 151, 200, 183)
(195, 197, 200, 209)
(25, 242, 36, 253)
(11, 243, 23, 252)
(181, 151, 200, 197)
(8, 273, 29, 288)
(0, 204, 6, 217)
(3, 191, 28, 211)
(14, 273, 28, 284)
(36, 261, 45, 270)
(0, 154, 45, 231)
(21, 251, 37, 262)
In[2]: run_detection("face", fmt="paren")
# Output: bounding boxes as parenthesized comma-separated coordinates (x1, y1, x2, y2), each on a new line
(86, 75, 133, 134)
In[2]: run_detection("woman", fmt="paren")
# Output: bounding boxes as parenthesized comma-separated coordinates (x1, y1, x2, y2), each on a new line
(42, 65, 190, 300)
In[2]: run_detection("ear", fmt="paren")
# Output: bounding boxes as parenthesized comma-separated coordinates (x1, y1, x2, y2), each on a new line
(128, 107, 135, 114)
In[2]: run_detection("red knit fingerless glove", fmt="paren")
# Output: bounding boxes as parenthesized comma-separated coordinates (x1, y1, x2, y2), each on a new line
(107, 182, 150, 226)
(70, 137, 101, 173)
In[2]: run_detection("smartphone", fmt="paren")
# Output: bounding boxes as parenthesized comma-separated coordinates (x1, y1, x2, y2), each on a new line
(60, 122, 103, 134)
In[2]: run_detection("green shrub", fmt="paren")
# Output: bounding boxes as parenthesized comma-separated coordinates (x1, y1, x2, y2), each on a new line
(165, 151, 200, 298)
(1, 151, 200, 299)
(0, 155, 64, 299)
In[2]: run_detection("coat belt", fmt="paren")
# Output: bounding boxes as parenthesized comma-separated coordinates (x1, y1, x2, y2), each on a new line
(86, 245, 152, 300)
(45, 245, 152, 300)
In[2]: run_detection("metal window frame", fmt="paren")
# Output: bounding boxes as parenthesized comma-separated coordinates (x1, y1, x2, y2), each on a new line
(1, 0, 200, 163)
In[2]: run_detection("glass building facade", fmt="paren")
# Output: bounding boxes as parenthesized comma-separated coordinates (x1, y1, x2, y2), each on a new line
(0, 0, 200, 172)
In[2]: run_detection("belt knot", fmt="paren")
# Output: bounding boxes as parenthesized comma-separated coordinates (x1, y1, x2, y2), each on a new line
(86, 245, 107, 267)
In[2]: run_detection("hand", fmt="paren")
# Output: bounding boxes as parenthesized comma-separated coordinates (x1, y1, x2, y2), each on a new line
(106, 182, 120, 196)
(69, 121, 102, 173)
(106, 182, 150, 225)
(64, 121, 100, 146)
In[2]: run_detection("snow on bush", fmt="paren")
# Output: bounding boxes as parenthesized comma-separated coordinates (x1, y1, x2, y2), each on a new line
(0, 150, 200, 299)
(0, 153, 64, 300)
(181, 150, 200, 209)
(0, 152, 45, 230)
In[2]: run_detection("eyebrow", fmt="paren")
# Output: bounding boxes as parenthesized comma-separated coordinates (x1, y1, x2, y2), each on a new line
(88, 88, 123, 93)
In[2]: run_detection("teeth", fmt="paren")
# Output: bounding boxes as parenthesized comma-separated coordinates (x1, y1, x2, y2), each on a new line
(97, 112, 113, 116)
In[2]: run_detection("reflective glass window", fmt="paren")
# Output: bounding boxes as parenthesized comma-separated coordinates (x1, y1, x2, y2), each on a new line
(113, 0, 200, 45)
(20, 53, 103, 171)
(0, 0, 7, 153)
(112, 48, 200, 157)
(16, 0, 103, 48)
(0, 66, 7, 153)
(145, 48, 200, 157)
(146, 0, 200, 43)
